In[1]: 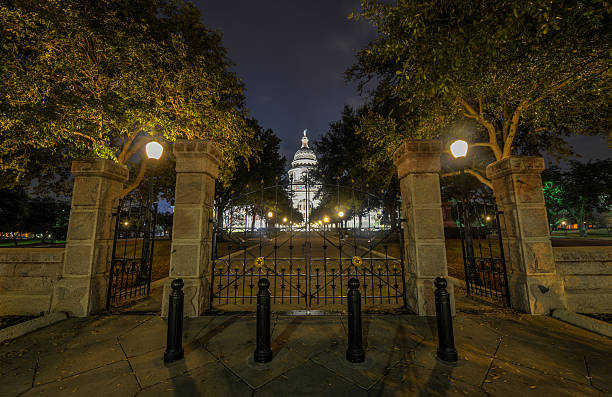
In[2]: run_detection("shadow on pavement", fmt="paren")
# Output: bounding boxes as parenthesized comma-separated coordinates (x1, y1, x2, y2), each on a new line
(271, 316, 305, 355)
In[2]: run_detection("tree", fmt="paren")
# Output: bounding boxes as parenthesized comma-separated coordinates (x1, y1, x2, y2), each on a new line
(313, 106, 400, 226)
(542, 159, 612, 236)
(0, 186, 28, 244)
(348, 0, 611, 185)
(23, 197, 70, 242)
(214, 119, 290, 230)
(0, 0, 255, 194)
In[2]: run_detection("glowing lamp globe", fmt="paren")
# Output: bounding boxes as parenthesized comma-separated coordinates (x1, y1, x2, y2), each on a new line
(338, 211, 344, 218)
(267, 211, 274, 218)
(146, 141, 164, 160)
(450, 140, 468, 159)
(323, 216, 330, 223)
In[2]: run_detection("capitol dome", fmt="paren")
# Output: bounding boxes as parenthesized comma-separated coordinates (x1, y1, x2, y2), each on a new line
(291, 131, 317, 168)
(288, 130, 320, 220)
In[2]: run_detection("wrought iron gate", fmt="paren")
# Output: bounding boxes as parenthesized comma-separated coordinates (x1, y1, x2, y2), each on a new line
(454, 199, 510, 306)
(106, 197, 158, 310)
(210, 179, 407, 311)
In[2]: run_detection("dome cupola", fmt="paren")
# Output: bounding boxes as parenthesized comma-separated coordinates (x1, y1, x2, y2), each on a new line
(291, 130, 317, 168)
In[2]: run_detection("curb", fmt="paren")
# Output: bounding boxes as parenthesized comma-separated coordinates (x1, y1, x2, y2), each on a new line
(0, 312, 68, 343)
(552, 309, 612, 338)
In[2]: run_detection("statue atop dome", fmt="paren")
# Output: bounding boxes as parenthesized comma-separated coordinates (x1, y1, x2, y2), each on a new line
(301, 129, 309, 148)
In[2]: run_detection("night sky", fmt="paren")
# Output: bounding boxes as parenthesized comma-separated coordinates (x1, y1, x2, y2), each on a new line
(194, 1, 610, 167)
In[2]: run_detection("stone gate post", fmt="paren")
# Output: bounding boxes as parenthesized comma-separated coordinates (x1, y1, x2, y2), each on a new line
(162, 140, 221, 317)
(486, 157, 566, 314)
(51, 159, 128, 316)
(393, 140, 453, 316)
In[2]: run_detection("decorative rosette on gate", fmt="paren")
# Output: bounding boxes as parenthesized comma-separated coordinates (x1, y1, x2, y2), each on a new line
(254, 257, 265, 268)
(351, 256, 362, 267)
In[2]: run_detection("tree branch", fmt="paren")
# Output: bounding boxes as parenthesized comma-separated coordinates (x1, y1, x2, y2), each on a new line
(458, 96, 502, 160)
(440, 168, 493, 189)
(117, 129, 143, 164)
(122, 136, 150, 165)
(120, 160, 147, 198)
(70, 131, 102, 145)
(503, 100, 527, 158)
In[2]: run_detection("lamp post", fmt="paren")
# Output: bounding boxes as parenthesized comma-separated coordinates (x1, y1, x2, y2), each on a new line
(138, 141, 163, 286)
(450, 140, 478, 289)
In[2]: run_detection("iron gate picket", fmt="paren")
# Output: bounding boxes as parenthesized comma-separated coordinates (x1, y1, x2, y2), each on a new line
(453, 199, 510, 306)
(210, 179, 407, 311)
(106, 197, 158, 310)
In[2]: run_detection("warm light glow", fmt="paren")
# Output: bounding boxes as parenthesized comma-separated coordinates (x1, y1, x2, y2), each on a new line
(267, 211, 274, 218)
(282, 217, 287, 223)
(323, 216, 330, 223)
(561, 221, 566, 225)
(485, 216, 492, 221)
(338, 211, 344, 218)
(124, 221, 129, 226)
(450, 140, 468, 159)
(145, 141, 163, 160)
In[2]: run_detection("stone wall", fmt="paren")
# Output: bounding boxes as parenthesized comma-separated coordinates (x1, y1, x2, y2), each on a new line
(0, 248, 64, 315)
(554, 246, 612, 314)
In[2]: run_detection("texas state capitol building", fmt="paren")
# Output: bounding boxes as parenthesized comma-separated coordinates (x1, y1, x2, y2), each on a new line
(288, 130, 320, 221)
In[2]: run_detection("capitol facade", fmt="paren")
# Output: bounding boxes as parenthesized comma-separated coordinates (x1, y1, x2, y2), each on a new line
(288, 130, 320, 221)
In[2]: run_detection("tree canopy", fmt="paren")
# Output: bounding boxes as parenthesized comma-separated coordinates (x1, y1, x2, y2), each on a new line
(313, 106, 400, 225)
(542, 159, 612, 235)
(0, 0, 254, 192)
(348, 0, 611, 184)
(214, 119, 300, 229)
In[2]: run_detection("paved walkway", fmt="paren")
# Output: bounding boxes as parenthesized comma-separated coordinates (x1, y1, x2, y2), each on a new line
(1, 294, 610, 396)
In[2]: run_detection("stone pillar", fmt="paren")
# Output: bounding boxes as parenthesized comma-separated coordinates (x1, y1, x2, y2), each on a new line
(486, 156, 566, 314)
(162, 140, 221, 317)
(393, 140, 453, 316)
(51, 159, 128, 316)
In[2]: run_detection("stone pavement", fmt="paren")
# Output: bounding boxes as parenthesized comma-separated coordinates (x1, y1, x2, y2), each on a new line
(1, 294, 610, 396)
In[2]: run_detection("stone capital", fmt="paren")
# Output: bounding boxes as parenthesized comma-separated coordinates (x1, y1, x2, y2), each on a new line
(393, 140, 443, 178)
(486, 156, 545, 180)
(173, 139, 222, 178)
(71, 159, 129, 183)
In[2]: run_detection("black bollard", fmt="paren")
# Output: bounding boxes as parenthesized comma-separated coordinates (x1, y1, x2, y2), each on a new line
(254, 278, 272, 363)
(346, 278, 365, 363)
(164, 279, 184, 364)
(434, 277, 458, 363)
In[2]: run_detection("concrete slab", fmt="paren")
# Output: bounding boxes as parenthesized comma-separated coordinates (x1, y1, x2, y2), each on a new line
(119, 316, 167, 357)
(409, 338, 493, 387)
(23, 360, 139, 397)
(271, 315, 345, 359)
(311, 316, 423, 389)
(495, 334, 590, 385)
(203, 316, 307, 389)
(35, 337, 125, 384)
(254, 360, 368, 396)
(0, 355, 37, 397)
(370, 362, 488, 397)
(483, 359, 601, 396)
(128, 345, 216, 388)
(585, 353, 612, 394)
(137, 360, 252, 396)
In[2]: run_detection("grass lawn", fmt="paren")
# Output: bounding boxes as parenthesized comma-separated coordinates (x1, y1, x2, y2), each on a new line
(0, 239, 66, 247)
(550, 228, 612, 239)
